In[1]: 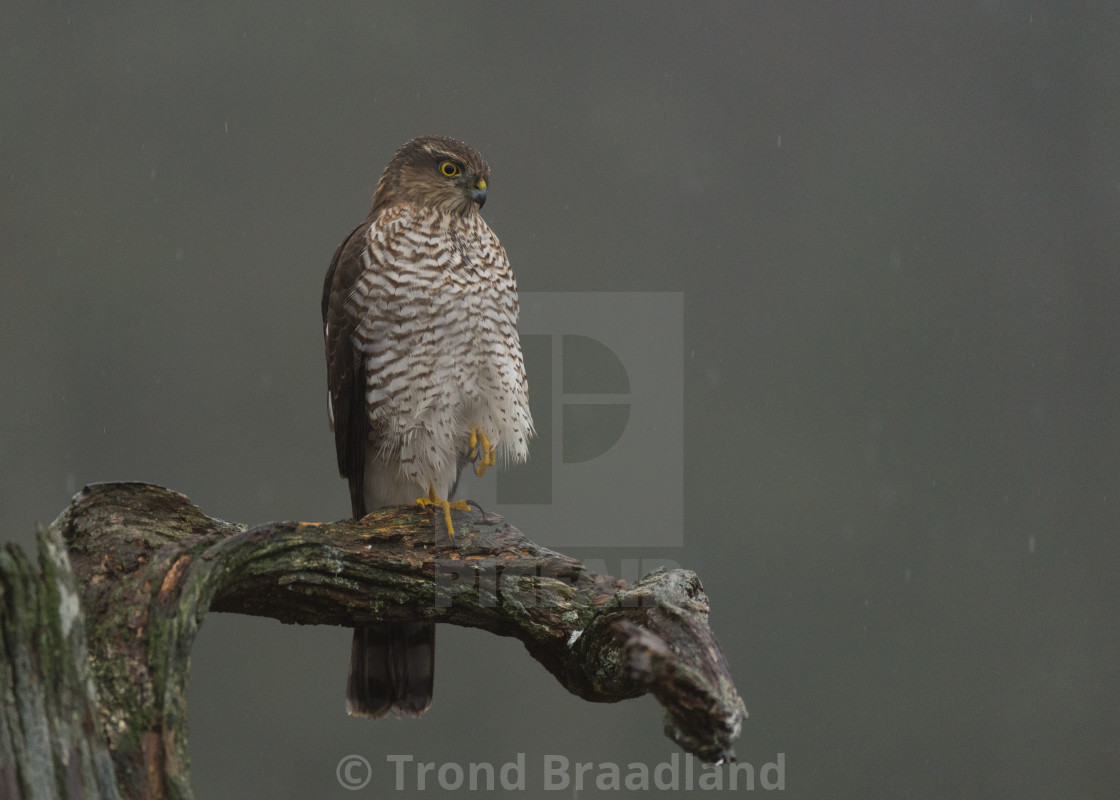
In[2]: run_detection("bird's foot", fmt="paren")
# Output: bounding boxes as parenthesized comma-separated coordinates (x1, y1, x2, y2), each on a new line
(469, 425, 497, 478)
(416, 484, 470, 540)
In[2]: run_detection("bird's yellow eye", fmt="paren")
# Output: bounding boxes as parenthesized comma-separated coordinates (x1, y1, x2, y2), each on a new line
(439, 160, 461, 177)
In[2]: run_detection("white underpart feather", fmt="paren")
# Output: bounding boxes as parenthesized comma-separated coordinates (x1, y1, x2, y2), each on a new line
(348, 205, 534, 509)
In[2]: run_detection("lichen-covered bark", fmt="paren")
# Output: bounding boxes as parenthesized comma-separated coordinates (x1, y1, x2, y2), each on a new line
(0, 524, 122, 800)
(2, 482, 747, 799)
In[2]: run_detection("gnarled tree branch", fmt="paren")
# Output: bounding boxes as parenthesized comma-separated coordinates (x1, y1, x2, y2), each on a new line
(1, 482, 747, 800)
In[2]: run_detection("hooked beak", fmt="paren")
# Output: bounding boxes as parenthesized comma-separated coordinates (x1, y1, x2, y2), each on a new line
(470, 177, 487, 209)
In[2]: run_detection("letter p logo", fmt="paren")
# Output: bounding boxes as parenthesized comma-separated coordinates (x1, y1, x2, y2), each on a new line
(459, 293, 683, 547)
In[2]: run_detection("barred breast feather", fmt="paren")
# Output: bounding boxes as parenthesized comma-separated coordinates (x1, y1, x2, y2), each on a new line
(344, 205, 533, 498)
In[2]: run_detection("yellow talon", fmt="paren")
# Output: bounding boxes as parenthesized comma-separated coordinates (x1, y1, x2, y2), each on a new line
(416, 484, 470, 540)
(469, 425, 497, 478)
(416, 427, 498, 538)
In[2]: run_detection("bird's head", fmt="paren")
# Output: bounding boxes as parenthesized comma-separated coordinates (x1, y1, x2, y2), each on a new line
(371, 135, 490, 217)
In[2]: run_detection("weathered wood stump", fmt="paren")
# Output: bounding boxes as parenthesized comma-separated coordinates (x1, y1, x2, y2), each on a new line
(1, 482, 747, 800)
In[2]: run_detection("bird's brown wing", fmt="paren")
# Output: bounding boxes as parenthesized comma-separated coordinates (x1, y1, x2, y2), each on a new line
(324, 216, 436, 719)
(323, 221, 373, 519)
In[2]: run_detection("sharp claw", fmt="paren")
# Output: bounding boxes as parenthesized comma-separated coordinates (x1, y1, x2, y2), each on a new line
(470, 426, 496, 478)
(416, 426, 500, 538)
(416, 484, 472, 540)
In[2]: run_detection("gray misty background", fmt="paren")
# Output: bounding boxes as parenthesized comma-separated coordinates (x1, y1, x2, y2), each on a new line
(2, 2, 1118, 798)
